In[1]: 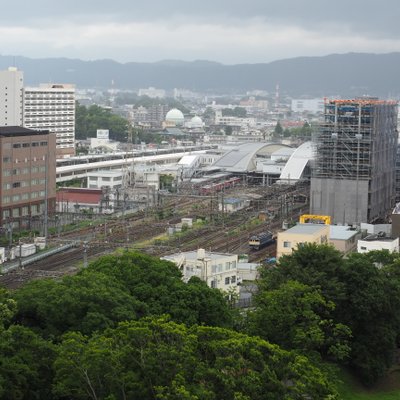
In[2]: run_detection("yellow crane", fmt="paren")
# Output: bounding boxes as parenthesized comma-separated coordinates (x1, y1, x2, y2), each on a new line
(299, 214, 331, 225)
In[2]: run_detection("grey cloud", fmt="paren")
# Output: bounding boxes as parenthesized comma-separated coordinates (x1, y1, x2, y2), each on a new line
(3, 0, 400, 38)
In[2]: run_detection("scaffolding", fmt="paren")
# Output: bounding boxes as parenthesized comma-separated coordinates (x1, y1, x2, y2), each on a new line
(313, 99, 397, 180)
(311, 99, 398, 223)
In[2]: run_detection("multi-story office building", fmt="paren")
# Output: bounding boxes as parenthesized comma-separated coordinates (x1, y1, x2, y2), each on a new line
(23, 84, 76, 158)
(310, 99, 398, 224)
(0, 126, 56, 229)
(0, 67, 23, 126)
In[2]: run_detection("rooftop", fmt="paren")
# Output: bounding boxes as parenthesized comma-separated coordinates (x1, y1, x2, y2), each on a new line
(285, 223, 328, 235)
(330, 226, 358, 240)
(0, 126, 49, 137)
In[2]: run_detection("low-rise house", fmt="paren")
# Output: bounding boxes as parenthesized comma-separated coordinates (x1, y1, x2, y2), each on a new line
(329, 225, 360, 255)
(357, 233, 399, 253)
(56, 188, 112, 214)
(162, 248, 259, 293)
(277, 224, 330, 259)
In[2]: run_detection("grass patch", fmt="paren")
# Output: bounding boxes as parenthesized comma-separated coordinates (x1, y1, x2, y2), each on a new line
(338, 368, 400, 399)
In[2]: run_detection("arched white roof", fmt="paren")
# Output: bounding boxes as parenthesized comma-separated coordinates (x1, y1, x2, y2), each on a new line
(213, 142, 291, 172)
(166, 108, 184, 125)
(279, 141, 313, 183)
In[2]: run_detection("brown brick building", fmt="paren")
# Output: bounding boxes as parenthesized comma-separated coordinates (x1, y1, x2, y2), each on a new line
(0, 126, 56, 230)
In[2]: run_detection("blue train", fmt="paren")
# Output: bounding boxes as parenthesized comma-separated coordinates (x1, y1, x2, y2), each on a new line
(249, 232, 275, 250)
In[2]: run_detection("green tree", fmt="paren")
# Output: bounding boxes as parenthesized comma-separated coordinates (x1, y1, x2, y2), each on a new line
(13, 271, 144, 337)
(273, 121, 283, 137)
(261, 244, 400, 384)
(53, 317, 338, 400)
(250, 280, 351, 361)
(75, 102, 130, 141)
(0, 325, 55, 400)
(222, 107, 247, 118)
(87, 251, 234, 328)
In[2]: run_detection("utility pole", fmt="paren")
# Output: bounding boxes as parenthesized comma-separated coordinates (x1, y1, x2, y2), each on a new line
(83, 241, 88, 268)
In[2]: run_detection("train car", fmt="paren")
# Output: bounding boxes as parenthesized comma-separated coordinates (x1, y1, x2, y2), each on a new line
(199, 177, 241, 195)
(249, 231, 275, 250)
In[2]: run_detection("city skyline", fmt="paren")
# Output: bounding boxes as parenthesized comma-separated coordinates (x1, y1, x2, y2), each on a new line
(0, 0, 399, 64)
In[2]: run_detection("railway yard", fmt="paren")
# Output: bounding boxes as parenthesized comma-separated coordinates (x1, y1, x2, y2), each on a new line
(0, 181, 309, 289)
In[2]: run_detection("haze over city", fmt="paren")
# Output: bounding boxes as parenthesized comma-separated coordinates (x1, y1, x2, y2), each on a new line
(1, 0, 400, 64)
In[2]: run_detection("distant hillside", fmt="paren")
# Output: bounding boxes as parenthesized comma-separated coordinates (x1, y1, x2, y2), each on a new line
(0, 52, 399, 97)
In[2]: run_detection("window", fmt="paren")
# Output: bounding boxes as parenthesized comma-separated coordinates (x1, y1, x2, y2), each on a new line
(22, 143, 30, 148)
(2, 196, 10, 204)
(102, 177, 111, 182)
(12, 182, 21, 188)
(12, 143, 21, 149)
(31, 167, 39, 173)
(40, 141, 48, 146)
(3, 210, 10, 219)
(2, 157, 10, 163)
(360, 246, 367, 250)
(225, 262, 230, 271)
(21, 193, 29, 200)
(12, 169, 20, 175)
(21, 206, 29, 216)
(283, 241, 291, 248)
(231, 275, 236, 283)
(22, 168, 29, 174)
(211, 280, 217, 288)
(225, 277, 230, 285)
(32, 142, 39, 147)
(12, 195, 20, 202)
(12, 208, 20, 217)
(3, 170, 11, 177)
(3, 183, 11, 190)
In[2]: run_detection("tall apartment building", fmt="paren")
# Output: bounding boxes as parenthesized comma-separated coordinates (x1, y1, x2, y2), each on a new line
(23, 84, 76, 158)
(310, 99, 398, 224)
(0, 67, 23, 126)
(0, 126, 56, 229)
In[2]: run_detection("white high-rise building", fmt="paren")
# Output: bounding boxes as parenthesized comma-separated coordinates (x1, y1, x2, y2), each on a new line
(23, 84, 76, 158)
(0, 67, 23, 126)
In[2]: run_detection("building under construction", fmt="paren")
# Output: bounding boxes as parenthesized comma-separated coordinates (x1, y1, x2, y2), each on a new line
(310, 99, 398, 224)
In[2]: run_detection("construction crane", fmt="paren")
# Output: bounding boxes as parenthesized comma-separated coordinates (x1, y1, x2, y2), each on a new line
(299, 214, 331, 225)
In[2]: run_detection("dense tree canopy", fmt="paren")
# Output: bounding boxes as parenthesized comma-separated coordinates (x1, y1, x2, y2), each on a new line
(53, 317, 338, 400)
(258, 243, 400, 384)
(75, 103, 130, 141)
(3, 245, 400, 397)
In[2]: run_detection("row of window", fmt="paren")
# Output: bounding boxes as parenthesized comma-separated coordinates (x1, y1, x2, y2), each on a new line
(4, 156, 47, 164)
(3, 203, 43, 219)
(211, 260, 237, 273)
(89, 176, 123, 182)
(3, 191, 46, 204)
(3, 166, 46, 176)
(3, 179, 46, 189)
(12, 141, 48, 149)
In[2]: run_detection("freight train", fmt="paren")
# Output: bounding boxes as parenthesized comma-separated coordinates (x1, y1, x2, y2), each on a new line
(249, 231, 275, 250)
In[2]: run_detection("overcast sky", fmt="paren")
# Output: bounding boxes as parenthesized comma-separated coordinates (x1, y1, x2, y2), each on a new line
(1, 0, 399, 64)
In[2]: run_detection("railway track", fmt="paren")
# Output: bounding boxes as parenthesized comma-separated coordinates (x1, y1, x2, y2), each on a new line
(0, 182, 309, 289)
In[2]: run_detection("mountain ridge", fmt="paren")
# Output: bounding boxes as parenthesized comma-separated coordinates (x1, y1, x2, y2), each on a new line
(0, 52, 399, 97)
